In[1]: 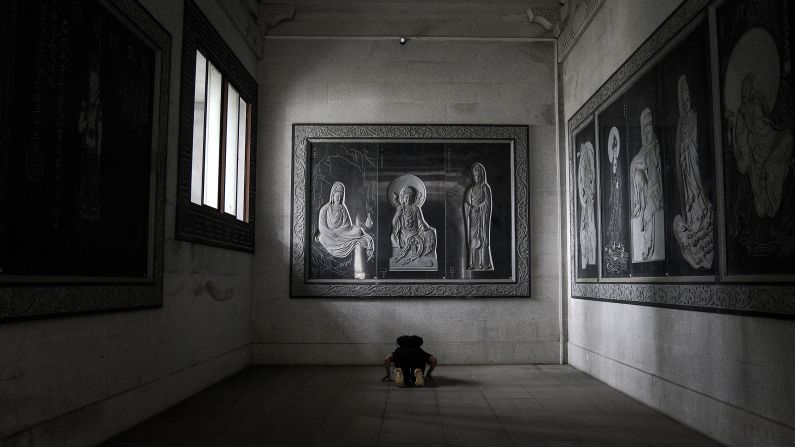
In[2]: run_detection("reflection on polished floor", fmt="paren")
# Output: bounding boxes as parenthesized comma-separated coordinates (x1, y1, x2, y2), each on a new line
(102, 365, 721, 447)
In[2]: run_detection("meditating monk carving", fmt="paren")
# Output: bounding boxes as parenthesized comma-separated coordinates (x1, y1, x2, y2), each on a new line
(731, 73, 793, 218)
(388, 175, 437, 271)
(315, 181, 374, 261)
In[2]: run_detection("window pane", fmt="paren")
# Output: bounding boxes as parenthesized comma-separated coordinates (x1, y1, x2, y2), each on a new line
(203, 62, 222, 208)
(236, 99, 248, 221)
(190, 51, 207, 204)
(224, 86, 240, 215)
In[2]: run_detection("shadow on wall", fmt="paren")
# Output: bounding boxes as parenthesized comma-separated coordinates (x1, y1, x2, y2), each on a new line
(250, 298, 447, 366)
(644, 305, 787, 442)
(256, 41, 447, 366)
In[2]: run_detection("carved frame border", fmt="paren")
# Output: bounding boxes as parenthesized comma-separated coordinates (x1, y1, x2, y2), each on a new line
(565, 0, 795, 318)
(0, 0, 170, 321)
(291, 124, 530, 298)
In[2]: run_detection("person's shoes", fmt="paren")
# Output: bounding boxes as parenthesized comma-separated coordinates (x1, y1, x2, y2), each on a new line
(413, 368, 424, 387)
(381, 374, 391, 382)
(394, 368, 405, 387)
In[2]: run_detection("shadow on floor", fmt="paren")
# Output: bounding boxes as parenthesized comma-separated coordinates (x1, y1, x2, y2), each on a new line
(101, 365, 723, 447)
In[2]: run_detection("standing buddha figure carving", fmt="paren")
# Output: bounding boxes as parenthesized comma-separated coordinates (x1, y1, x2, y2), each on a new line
(463, 162, 493, 271)
(630, 108, 664, 262)
(673, 75, 714, 269)
(577, 143, 597, 269)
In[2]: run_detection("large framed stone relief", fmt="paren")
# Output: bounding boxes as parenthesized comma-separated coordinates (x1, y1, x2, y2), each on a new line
(0, 0, 170, 320)
(713, 0, 795, 280)
(291, 125, 530, 297)
(592, 13, 716, 282)
(567, 0, 795, 317)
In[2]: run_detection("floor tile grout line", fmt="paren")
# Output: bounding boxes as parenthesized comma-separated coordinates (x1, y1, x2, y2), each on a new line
(375, 373, 389, 447)
(99, 365, 724, 447)
(433, 381, 447, 446)
(240, 366, 329, 446)
(479, 378, 519, 447)
(606, 396, 726, 447)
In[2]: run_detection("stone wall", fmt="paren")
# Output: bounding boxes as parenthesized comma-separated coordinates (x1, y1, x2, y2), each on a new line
(562, 1, 795, 445)
(0, 1, 255, 445)
(252, 36, 562, 365)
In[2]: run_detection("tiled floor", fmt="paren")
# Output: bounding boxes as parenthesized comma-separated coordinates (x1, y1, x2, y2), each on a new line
(102, 365, 722, 447)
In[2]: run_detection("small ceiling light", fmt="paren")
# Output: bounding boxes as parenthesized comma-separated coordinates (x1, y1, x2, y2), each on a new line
(399, 37, 407, 45)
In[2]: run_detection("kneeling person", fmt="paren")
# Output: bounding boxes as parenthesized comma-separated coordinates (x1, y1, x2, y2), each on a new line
(384, 335, 437, 387)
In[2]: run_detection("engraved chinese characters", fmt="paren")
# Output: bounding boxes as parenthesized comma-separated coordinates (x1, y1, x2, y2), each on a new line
(464, 163, 493, 271)
(1, 0, 161, 280)
(388, 175, 438, 271)
(316, 181, 375, 261)
(673, 75, 714, 269)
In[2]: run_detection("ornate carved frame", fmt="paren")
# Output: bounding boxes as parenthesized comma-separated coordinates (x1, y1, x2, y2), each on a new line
(566, 0, 795, 318)
(291, 124, 530, 298)
(0, 0, 169, 321)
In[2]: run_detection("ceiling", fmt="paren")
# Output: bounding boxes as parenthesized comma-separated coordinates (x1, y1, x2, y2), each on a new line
(257, 0, 561, 7)
(257, 0, 563, 38)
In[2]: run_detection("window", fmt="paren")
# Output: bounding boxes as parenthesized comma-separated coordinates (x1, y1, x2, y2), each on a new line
(190, 51, 251, 221)
(177, 0, 257, 252)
